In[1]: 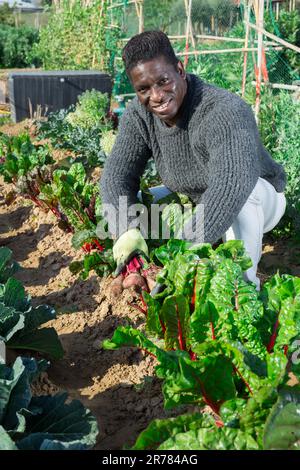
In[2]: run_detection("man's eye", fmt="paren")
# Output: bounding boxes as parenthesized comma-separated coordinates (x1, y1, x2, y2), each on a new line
(138, 88, 146, 94)
(160, 78, 169, 85)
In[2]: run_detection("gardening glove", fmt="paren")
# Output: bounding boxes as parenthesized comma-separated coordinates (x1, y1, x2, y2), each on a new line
(110, 229, 162, 297)
(113, 228, 149, 275)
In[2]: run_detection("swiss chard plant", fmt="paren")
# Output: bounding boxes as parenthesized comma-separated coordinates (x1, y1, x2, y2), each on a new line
(0, 132, 55, 208)
(38, 162, 114, 278)
(129, 384, 300, 450)
(103, 240, 300, 449)
(0, 357, 98, 450)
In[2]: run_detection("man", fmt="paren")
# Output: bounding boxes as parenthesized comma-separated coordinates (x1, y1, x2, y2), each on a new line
(100, 30, 286, 293)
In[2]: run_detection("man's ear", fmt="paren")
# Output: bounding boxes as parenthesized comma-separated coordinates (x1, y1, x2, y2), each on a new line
(177, 60, 186, 79)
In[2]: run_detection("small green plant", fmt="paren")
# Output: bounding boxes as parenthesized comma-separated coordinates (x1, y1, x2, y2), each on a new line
(66, 90, 111, 130)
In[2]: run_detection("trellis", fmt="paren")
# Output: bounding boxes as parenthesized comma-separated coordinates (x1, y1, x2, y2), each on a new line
(111, 0, 299, 116)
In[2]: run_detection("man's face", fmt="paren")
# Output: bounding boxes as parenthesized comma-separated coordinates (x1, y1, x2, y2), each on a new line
(128, 56, 187, 126)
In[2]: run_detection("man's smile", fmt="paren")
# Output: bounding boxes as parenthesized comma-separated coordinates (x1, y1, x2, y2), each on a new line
(151, 98, 172, 114)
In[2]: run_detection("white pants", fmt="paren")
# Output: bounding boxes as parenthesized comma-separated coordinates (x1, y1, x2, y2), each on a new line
(139, 178, 286, 290)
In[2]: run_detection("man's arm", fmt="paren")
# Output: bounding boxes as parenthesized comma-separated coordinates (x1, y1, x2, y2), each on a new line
(100, 104, 152, 237)
(185, 98, 261, 244)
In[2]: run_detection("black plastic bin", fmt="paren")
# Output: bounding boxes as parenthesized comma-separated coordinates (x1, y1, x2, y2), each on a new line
(8, 70, 112, 123)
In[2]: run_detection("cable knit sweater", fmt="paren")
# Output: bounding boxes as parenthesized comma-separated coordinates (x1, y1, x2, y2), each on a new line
(100, 74, 286, 243)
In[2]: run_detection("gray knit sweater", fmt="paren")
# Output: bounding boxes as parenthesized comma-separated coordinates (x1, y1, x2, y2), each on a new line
(100, 74, 286, 243)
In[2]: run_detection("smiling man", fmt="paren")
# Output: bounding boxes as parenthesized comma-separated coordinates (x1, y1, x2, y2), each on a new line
(100, 30, 286, 292)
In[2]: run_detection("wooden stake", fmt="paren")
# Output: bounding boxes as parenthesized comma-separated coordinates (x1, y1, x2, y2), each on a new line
(255, 0, 264, 117)
(242, 1, 251, 98)
(184, 0, 193, 67)
(176, 46, 282, 56)
(246, 21, 300, 54)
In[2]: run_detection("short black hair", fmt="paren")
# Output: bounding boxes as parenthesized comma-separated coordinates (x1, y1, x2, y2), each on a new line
(122, 30, 179, 75)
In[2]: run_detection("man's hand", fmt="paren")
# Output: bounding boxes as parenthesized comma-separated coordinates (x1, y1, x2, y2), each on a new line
(110, 255, 161, 296)
(111, 228, 160, 296)
(113, 228, 149, 275)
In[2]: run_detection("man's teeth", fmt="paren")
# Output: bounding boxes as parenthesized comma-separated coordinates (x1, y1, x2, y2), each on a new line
(156, 101, 169, 111)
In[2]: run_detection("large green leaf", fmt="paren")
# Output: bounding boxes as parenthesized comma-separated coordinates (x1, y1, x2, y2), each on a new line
(159, 425, 260, 450)
(17, 393, 98, 450)
(0, 357, 40, 431)
(7, 328, 64, 360)
(131, 413, 211, 450)
(0, 358, 98, 450)
(0, 278, 29, 312)
(0, 425, 18, 450)
(263, 386, 300, 449)
(22, 304, 56, 333)
(0, 247, 20, 284)
(160, 295, 190, 351)
(102, 325, 159, 358)
(0, 304, 25, 342)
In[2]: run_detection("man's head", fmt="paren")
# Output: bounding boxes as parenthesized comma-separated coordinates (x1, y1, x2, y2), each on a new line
(122, 31, 187, 126)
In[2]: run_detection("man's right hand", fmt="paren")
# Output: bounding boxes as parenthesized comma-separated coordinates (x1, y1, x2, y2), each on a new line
(111, 228, 158, 296)
(110, 256, 161, 297)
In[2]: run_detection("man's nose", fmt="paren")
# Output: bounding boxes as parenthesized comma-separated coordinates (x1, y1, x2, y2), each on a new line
(150, 85, 164, 103)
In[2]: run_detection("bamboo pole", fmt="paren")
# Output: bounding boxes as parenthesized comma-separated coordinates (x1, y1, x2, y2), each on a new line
(139, 1, 144, 33)
(108, 0, 136, 9)
(115, 46, 283, 61)
(254, 0, 264, 117)
(242, 1, 252, 98)
(251, 82, 300, 91)
(120, 34, 278, 46)
(176, 46, 283, 56)
(183, 0, 193, 66)
(246, 21, 300, 54)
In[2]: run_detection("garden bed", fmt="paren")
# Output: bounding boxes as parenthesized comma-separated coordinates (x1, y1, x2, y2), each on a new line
(1, 174, 298, 449)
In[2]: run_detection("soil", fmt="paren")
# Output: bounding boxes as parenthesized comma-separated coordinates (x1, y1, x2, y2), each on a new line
(0, 127, 299, 449)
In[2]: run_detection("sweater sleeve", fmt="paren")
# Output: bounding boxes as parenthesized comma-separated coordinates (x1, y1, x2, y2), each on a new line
(185, 98, 261, 244)
(100, 103, 152, 237)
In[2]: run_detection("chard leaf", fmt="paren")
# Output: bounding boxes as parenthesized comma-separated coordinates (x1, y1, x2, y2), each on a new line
(153, 240, 190, 266)
(144, 292, 164, 337)
(259, 274, 300, 351)
(159, 426, 260, 450)
(160, 295, 190, 351)
(214, 240, 253, 271)
(206, 259, 265, 358)
(71, 229, 96, 249)
(102, 325, 159, 358)
(158, 351, 236, 409)
(131, 413, 211, 450)
(263, 385, 300, 449)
